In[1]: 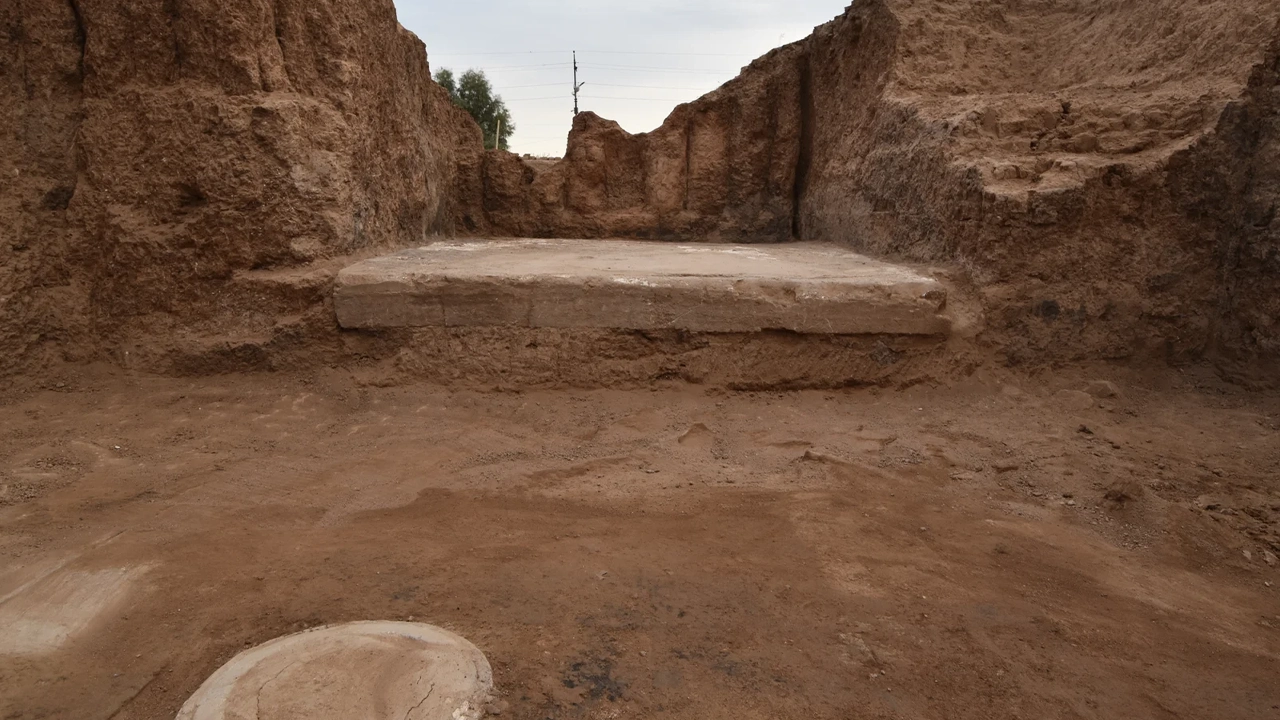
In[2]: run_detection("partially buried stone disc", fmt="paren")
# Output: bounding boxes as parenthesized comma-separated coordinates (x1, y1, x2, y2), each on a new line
(177, 621, 493, 720)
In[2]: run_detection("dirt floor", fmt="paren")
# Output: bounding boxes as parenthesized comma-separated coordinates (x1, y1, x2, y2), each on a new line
(2, 366, 1278, 720)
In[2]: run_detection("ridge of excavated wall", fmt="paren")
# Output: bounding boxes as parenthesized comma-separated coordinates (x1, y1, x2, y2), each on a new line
(1, 0, 480, 377)
(798, 0, 1280, 368)
(3, 0, 1278, 380)
(471, 43, 808, 242)
(469, 0, 1280, 372)
(1168, 36, 1280, 371)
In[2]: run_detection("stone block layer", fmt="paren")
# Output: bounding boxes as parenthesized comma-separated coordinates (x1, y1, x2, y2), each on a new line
(335, 239, 950, 336)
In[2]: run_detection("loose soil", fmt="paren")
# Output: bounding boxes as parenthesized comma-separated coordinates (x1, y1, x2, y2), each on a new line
(2, 367, 1278, 719)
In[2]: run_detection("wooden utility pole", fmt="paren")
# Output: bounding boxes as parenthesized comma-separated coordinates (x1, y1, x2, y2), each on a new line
(573, 51, 584, 116)
(495, 118, 502, 150)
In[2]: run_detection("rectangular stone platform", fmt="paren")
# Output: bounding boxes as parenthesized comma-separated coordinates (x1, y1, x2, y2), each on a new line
(334, 239, 949, 336)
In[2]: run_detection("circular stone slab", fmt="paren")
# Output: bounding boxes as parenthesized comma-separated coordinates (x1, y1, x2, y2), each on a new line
(177, 622, 493, 720)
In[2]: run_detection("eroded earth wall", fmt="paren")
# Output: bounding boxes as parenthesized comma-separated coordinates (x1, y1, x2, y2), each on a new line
(472, 47, 806, 242)
(3, 0, 1279, 378)
(1, 0, 480, 376)
(468, 0, 1280, 371)
(1169, 37, 1280, 369)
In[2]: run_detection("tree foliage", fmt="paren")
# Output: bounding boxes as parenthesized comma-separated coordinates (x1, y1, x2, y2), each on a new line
(434, 68, 514, 151)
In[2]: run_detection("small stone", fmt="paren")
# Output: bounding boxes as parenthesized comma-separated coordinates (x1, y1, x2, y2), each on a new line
(1066, 500, 1077, 507)
(992, 164, 1022, 181)
(1104, 480, 1143, 505)
(1243, 550, 1254, 562)
(1086, 381, 1120, 399)
(1067, 133, 1100, 152)
(1055, 390, 1095, 412)
(1264, 551, 1278, 567)
(994, 461, 1021, 473)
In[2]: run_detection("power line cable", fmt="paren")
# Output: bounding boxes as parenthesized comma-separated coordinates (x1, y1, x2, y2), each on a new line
(590, 52, 739, 57)
(584, 50, 743, 57)
(473, 67, 575, 74)
(433, 50, 745, 57)
(580, 63, 738, 75)
(581, 96, 688, 102)
(439, 61, 572, 70)
(590, 82, 709, 90)
(499, 82, 706, 91)
(586, 62, 738, 72)
(440, 61, 736, 74)
(433, 51, 566, 56)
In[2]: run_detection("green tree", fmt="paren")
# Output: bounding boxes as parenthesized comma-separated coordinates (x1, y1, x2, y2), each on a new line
(434, 67, 514, 151)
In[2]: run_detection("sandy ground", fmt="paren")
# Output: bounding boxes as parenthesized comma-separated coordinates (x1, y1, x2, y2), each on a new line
(1, 367, 1278, 720)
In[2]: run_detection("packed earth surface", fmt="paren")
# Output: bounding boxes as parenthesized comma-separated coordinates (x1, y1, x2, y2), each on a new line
(2, 366, 1278, 719)
(3, 0, 1280, 717)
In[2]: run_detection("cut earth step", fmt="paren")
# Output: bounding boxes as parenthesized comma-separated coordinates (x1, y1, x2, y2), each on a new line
(334, 239, 950, 336)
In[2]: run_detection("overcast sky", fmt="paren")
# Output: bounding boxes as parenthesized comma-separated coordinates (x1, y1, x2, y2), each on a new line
(394, 1, 850, 156)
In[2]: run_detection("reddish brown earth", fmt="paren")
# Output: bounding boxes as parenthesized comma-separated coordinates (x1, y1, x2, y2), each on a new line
(0, 0, 480, 378)
(4, 0, 1280, 379)
(472, 0, 1280, 373)
(3, 3, 1280, 718)
(1, 368, 1278, 720)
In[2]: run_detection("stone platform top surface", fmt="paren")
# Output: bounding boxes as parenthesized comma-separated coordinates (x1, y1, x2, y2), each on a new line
(349, 238, 933, 285)
(335, 239, 949, 336)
